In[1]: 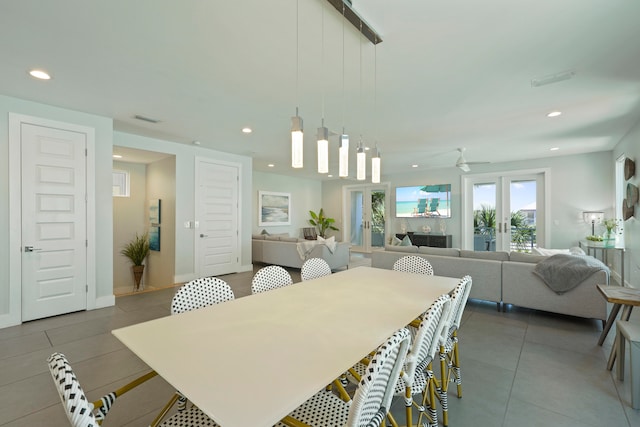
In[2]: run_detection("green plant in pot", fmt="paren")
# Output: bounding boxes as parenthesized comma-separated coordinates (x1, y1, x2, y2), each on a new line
(120, 232, 150, 290)
(309, 208, 339, 238)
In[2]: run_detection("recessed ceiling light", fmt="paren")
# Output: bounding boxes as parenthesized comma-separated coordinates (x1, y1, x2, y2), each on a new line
(268, 164, 275, 168)
(547, 111, 562, 118)
(550, 147, 560, 151)
(412, 164, 418, 168)
(242, 127, 252, 134)
(328, 174, 333, 178)
(112, 154, 123, 159)
(28, 69, 51, 80)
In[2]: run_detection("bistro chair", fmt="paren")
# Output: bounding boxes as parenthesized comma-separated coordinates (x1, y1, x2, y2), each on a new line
(279, 328, 412, 427)
(347, 294, 452, 427)
(154, 277, 235, 425)
(251, 265, 293, 294)
(171, 276, 235, 314)
(435, 275, 473, 426)
(48, 352, 221, 427)
(301, 258, 332, 281)
(393, 255, 434, 276)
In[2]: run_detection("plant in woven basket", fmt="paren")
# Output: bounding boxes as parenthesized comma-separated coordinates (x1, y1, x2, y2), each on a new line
(121, 232, 150, 290)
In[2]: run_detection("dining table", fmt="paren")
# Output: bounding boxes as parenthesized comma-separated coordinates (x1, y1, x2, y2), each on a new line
(112, 266, 460, 427)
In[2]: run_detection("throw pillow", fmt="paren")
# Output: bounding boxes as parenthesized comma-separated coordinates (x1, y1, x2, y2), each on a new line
(317, 235, 337, 253)
(260, 229, 270, 235)
(399, 235, 412, 246)
(392, 236, 402, 246)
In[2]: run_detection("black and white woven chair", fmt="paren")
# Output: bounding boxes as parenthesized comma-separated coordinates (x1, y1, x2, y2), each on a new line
(301, 258, 332, 281)
(171, 277, 235, 314)
(392, 255, 434, 276)
(152, 277, 236, 424)
(348, 294, 452, 427)
(251, 265, 293, 294)
(435, 275, 473, 426)
(279, 328, 412, 427)
(48, 352, 224, 427)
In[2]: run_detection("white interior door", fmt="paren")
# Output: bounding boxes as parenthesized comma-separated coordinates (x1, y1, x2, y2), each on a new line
(195, 159, 240, 277)
(21, 123, 87, 321)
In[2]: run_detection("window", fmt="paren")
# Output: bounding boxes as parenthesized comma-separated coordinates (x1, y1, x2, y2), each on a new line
(112, 170, 130, 197)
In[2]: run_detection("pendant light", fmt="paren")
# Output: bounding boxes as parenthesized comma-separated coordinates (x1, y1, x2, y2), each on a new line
(291, 0, 303, 168)
(317, 3, 328, 174)
(338, 2, 349, 178)
(356, 22, 366, 181)
(357, 139, 366, 180)
(371, 39, 381, 184)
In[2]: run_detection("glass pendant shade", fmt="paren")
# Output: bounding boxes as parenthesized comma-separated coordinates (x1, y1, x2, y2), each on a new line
(339, 134, 349, 177)
(371, 148, 381, 183)
(317, 126, 329, 174)
(356, 142, 366, 181)
(291, 115, 303, 168)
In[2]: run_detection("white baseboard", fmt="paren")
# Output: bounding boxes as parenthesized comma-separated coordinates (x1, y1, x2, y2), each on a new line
(0, 313, 21, 330)
(95, 295, 115, 309)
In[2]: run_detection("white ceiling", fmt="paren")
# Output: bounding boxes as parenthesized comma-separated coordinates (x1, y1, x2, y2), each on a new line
(2, 0, 640, 179)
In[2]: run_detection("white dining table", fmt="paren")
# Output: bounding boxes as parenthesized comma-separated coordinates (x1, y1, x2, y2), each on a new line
(112, 266, 460, 427)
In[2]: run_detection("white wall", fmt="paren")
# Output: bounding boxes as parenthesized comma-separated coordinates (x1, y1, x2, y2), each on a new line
(114, 132, 253, 282)
(0, 94, 114, 327)
(113, 161, 148, 290)
(322, 151, 614, 249)
(147, 156, 176, 288)
(613, 118, 640, 291)
(252, 171, 323, 239)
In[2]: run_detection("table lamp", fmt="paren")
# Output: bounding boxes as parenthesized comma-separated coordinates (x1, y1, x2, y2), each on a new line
(583, 211, 604, 235)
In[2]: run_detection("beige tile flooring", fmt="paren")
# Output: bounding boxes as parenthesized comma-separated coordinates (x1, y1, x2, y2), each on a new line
(1, 260, 639, 426)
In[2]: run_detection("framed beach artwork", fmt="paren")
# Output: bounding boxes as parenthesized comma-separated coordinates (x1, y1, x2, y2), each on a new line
(149, 199, 161, 225)
(259, 191, 291, 226)
(149, 226, 161, 251)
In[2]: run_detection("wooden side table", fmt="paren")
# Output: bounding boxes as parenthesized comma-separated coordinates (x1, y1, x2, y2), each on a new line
(595, 285, 640, 370)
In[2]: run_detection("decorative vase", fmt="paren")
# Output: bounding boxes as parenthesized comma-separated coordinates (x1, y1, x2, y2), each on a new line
(603, 231, 615, 248)
(132, 265, 145, 290)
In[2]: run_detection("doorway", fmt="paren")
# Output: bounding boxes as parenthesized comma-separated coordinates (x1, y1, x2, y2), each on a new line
(343, 184, 390, 253)
(462, 170, 548, 252)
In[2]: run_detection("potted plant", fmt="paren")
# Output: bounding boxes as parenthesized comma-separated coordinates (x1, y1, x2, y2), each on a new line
(121, 232, 150, 290)
(309, 208, 339, 238)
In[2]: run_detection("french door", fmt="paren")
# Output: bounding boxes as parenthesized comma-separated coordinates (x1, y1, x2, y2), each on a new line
(462, 171, 547, 252)
(343, 184, 390, 253)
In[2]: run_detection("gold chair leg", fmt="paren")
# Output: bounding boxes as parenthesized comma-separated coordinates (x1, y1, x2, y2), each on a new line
(149, 393, 180, 427)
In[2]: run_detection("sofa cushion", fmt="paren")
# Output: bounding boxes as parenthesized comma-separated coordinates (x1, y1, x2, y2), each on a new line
(252, 234, 266, 240)
(509, 252, 547, 263)
(265, 235, 281, 241)
(385, 244, 418, 253)
(399, 235, 413, 246)
(417, 246, 460, 257)
(280, 236, 299, 242)
(460, 250, 509, 261)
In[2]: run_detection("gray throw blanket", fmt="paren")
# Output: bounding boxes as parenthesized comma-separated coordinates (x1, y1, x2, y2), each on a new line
(533, 254, 610, 294)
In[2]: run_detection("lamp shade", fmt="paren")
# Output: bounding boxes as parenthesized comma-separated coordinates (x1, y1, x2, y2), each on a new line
(339, 134, 349, 177)
(317, 126, 328, 174)
(291, 115, 303, 168)
(356, 141, 366, 181)
(583, 211, 604, 224)
(371, 148, 380, 183)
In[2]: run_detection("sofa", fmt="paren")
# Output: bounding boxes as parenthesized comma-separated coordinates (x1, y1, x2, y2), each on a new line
(372, 245, 609, 321)
(252, 234, 350, 271)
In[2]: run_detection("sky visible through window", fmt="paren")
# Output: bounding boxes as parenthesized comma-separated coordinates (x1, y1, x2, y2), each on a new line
(473, 180, 536, 211)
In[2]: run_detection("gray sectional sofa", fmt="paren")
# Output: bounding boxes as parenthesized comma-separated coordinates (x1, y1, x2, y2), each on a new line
(372, 245, 609, 321)
(252, 235, 350, 271)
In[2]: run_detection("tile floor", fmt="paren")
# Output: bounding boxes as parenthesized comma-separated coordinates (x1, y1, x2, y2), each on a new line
(1, 261, 639, 426)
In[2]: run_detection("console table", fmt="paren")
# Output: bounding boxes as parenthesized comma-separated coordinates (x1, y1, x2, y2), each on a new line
(579, 240, 625, 288)
(396, 232, 452, 248)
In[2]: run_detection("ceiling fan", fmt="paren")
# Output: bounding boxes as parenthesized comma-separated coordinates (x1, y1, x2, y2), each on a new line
(455, 148, 490, 172)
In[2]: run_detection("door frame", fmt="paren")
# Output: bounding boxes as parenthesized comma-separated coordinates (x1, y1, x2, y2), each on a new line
(7, 113, 96, 327)
(461, 168, 550, 251)
(342, 182, 391, 253)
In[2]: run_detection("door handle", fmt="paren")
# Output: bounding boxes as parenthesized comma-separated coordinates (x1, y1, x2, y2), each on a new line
(200, 234, 208, 238)
(24, 246, 42, 252)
